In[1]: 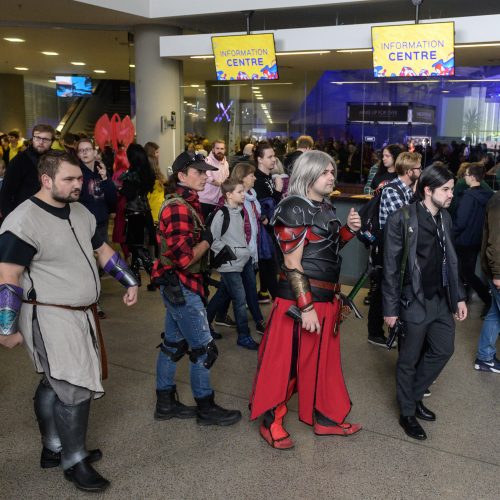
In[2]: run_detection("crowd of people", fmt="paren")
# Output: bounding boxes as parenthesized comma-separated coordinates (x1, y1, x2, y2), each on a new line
(0, 125, 498, 493)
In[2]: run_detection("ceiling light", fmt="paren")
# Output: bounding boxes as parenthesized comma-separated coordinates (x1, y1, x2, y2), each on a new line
(4, 37, 25, 43)
(276, 50, 330, 56)
(48, 79, 56, 83)
(190, 84, 200, 88)
(337, 48, 372, 53)
(71, 61, 86, 66)
(441, 90, 450, 93)
(330, 81, 379, 85)
(256, 97, 264, 100)
(14, 67, 28, 71)
(387, 80, 439, 84)
(451, 78, 500, 82)
(94, 69, 106, 74)
(129, 64, 135, 68)
(190, 55, 214, 59)
(252, 86, 260, 90)
(41, 51, 59, 56)
(455, 43, 500, 48)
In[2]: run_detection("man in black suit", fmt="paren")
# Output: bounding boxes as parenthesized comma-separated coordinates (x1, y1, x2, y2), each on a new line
(382, 165, 467, 440)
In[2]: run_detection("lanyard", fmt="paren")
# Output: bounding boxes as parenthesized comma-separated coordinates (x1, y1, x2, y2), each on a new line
(421, 202, 449, 287)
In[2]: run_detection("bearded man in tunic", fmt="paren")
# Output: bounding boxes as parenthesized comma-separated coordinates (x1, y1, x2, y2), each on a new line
(0, 151, 139, 493)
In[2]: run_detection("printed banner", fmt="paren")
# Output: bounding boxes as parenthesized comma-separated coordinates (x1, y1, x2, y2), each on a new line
(212, 33, 279, 81)
(372, 22, 454, 78)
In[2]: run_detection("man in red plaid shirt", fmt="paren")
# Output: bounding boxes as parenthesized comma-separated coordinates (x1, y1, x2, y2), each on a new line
(152, 151, 242, 427)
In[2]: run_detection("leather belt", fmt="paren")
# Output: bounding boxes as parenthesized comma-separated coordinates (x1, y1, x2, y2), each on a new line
(278, 274, 340, 292)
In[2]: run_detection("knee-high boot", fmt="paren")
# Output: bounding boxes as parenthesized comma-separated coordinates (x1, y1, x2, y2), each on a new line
(259, 378, 296, 450)
(53, 398, 109, 492)
(34, 378, 62, 468)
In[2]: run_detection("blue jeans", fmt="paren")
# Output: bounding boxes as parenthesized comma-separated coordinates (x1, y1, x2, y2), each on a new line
(477, 280, 500, 361)
(207, 260, 263, 339)
(156, 283, 213, 399)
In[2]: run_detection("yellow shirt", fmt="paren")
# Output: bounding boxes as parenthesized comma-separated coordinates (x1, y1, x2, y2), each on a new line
(147, 180, 166, 223)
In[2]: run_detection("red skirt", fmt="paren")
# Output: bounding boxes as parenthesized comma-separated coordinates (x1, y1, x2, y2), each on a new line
(249, 297, 352, 426)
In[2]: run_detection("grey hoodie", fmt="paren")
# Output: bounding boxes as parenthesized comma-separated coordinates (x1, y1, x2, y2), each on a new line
(211, 203, 251, 273)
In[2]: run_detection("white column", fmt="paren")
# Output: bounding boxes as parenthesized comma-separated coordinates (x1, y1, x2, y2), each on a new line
(134, 25, 183, 173)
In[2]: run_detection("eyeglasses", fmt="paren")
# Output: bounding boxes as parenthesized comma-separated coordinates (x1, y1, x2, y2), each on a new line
(33, 135, 53, 144)
(78, 148, 94, 154)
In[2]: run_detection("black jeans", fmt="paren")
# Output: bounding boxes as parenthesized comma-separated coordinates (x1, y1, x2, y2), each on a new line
(456, 245, 490, 305)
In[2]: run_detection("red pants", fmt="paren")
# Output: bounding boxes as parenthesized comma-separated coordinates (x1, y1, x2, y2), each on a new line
(249, 297, 352, 425)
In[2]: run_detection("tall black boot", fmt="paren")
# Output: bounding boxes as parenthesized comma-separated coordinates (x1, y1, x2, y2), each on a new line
(54, 398, 109, 492)
(34, 378, 62, 468)
(194, 392, 242, 426)
(154, 387, 197, 420)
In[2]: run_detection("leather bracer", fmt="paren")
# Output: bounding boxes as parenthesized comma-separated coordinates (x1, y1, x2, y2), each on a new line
(0, 283, 23, 336)
(282, 266, 313, 311)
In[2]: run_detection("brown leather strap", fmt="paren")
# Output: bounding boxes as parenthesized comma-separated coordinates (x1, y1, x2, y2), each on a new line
(23, 300, 108, 380)
(278, 275, 341, 292)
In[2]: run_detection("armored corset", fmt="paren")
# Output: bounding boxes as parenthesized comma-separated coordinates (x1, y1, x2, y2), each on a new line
(272, 195, 342, 283)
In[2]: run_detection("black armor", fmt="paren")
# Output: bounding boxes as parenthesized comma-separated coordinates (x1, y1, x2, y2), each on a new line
(272, 195, 343, 284)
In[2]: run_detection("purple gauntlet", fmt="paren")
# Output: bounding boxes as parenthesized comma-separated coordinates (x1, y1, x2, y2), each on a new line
(0, 284, 23, 336)
(103, 252, 139, 288)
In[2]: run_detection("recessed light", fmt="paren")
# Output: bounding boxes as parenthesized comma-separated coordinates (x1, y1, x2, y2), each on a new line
(190, 55, 214, 59)
(190, 84, 200, 88)
(129, 64, 135, 68)
(441, 90, 451, 93)
(256, 97, 264, 100)
(71, 61, 86, 66)
(93, 69, 106, 74)
(14, 67, 28, 71)
(336, 48, 372, 53)
(48, 79, 56, 83)
(4, 38, 25, 43)
(41, 51, 59, 56)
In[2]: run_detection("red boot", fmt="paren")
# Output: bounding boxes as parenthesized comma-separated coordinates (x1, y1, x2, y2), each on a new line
(313, 410, 362, 436)
(259, 404, 295, 450)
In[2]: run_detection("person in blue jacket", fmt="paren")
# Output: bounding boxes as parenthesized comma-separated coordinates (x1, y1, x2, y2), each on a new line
(454, 163, 493, 316)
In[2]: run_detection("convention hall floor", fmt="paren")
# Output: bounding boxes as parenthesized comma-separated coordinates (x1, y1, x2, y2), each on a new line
(0, 275, 498, 499)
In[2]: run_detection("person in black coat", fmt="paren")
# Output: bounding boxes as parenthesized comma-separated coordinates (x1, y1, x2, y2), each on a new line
(0, 124, 55, 218)
(454, 163, 493, 313)
(383, 165, 467, 441)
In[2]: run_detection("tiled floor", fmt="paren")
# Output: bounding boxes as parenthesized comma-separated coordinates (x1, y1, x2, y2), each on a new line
(0, 276, 498, 499)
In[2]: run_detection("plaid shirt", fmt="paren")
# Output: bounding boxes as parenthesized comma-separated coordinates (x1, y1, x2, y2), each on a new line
(379, 177, 413, 229)
(152, 185, 206, 298)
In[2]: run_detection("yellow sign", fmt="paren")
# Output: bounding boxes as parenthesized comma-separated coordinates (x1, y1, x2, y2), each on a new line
(372, 22, 455, 78)
(212, 33, 278, 81)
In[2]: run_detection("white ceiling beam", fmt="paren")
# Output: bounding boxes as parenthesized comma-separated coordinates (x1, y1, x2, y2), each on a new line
(160, 14, 500, 57)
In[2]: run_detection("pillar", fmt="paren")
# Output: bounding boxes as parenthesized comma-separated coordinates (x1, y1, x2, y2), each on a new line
(0, 74, 26, 134)
(134, 25, 183, 173)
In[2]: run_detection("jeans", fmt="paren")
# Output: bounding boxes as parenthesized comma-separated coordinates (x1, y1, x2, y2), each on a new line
(207, 260, 263, 339)
(156, 283, 213, 399)
(477, 280, 500, 361)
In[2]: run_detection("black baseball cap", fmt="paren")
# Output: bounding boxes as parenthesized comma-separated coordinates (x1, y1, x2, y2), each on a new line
(171, 152, 218, 174)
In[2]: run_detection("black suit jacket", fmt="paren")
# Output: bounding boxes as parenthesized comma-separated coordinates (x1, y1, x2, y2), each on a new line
(382, 202, 466, 324)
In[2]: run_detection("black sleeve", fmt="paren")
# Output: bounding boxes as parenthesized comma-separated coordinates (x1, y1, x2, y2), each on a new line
(91, 230, 105, 251)
(0, 231, 37, 266)
(0, 160, 22, 217)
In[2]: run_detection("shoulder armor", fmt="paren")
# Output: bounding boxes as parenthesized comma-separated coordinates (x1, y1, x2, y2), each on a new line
(271, 195, 320, 227)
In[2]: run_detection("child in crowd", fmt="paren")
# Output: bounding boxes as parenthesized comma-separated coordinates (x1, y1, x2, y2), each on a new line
(207, 179, 262, 350)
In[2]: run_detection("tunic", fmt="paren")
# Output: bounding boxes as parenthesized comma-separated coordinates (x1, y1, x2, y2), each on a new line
(0, 198, 104, 396)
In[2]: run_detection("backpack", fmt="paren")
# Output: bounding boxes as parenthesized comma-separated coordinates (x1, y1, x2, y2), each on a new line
(204, 205, 243, 269)
(357, 182, 406, 246)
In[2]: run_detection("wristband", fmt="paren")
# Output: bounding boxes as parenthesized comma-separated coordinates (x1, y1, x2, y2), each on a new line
(103, 252, 139, 288)
(0, 284, 23, 336)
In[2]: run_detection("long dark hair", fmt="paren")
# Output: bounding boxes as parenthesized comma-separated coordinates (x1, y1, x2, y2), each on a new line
(377, 144, 403, 175)
(416, 164, 454, 201)
(126, 143, 155, 194)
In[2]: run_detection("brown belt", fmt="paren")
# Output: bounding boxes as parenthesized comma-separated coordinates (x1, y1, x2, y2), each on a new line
(278, 274, 341, 292)
(23, 300, 108, 380)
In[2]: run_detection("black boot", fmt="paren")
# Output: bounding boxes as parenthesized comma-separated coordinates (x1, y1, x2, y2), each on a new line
(34, 378, 62, 467)
(137, 247, 154, 275)
(54, 398, 110, 492)
(194, 392, 242, 426)
(154, 387, 197, 420)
